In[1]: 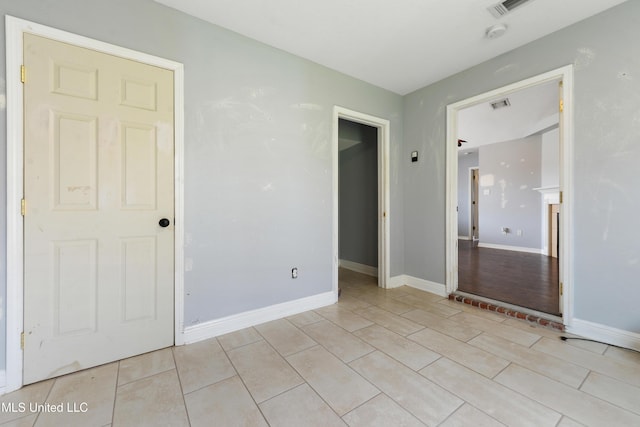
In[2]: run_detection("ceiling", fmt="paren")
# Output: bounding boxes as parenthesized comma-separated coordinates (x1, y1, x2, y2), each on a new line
(154, 0, 627, 95)
(458, 79, 559, 153)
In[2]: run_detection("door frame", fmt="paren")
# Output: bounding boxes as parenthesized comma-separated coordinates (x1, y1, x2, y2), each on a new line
(4, 16, 185, 393)
(445, 65, 573, 324)
(333, 106, 390, 291)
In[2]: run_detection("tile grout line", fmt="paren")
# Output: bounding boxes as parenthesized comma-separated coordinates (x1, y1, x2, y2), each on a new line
(465, 332, 597, 389)
(218, 328, 264, 353)
(110, 361, 121, 426)
(277, 320, 386, 420)
(221, 334, 299, 425)
(493, 361, 640, 423)
(338, 392, 405, 424)
(170, 347, 193, 427)
(415, 356, 511, 425)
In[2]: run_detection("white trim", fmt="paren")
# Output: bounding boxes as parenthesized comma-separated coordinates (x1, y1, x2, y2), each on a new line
(567, 319, 640, 352)
(386, 275, 446, 297)
(4, 16, 185, 393)
(5, 15, 25, 395)
(339, 259, 378, 277)
(477, 242, 543, 254)
(183, 292, 337, 344)
(333, 107, 391, 290)
(446, 65, 574, 325)
(387, 275, 407, 288)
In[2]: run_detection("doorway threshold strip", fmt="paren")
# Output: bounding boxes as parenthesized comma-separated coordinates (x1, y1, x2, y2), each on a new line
(448, 294, 564, 331)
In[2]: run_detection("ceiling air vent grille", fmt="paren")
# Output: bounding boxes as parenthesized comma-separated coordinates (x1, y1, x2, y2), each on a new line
(488, 0, 534, 18)
(490, 98, 511, 110)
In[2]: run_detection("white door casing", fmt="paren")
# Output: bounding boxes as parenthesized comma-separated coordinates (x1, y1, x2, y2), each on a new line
(5, 16, 185, 392)
(445, 65, 573, 324)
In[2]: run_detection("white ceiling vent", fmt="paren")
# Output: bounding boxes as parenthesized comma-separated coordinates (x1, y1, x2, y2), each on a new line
(488, 0, 535, 18)
(490, 98, 511, 110)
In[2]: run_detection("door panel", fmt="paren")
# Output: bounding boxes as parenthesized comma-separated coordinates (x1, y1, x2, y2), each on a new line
(54, 239, 98, 335)
(122, 123, 158, 209)
(121, 237, 158, 322)
(23, 33, 175, 384)
(52, 112, 98, 210)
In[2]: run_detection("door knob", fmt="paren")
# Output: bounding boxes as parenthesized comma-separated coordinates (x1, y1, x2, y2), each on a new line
(159, 218, 170, 228)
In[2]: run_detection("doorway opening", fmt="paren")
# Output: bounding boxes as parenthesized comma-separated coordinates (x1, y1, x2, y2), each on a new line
(333, 107, 390, 293)
(445, 66, 573, 323)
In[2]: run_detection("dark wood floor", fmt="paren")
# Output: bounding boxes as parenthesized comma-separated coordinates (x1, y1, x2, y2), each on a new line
(458, 240, 560, 316)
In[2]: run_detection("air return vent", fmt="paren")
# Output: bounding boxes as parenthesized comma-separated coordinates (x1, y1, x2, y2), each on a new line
(488, 0, 535, 18)
(490, 98, 511, 110)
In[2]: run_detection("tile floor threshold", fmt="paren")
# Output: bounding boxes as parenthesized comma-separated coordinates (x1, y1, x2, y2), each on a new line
(448, 293, 565, 332)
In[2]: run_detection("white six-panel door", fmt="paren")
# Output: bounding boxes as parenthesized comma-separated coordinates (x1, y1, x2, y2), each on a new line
(23, 33, 175, 384)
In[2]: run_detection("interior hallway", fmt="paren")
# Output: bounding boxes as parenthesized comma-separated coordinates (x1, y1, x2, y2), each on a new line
(1, 269, 638, 426)
(458, 240, 560, 316)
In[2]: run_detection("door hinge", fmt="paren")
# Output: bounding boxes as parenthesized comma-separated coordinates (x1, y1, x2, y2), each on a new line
(21, 65, 25, 83)
(559, 191, 563, 204)
(21, 198, 26, 216)
(560, 282, 564, 296)
(21, 332, 24, 350)
(559, 99, 564, 113)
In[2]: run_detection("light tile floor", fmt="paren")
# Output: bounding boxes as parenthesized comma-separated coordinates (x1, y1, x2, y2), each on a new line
(2, 269, 640, 426)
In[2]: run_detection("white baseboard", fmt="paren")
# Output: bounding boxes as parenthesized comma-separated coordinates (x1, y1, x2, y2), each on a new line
(387, 275, 407, 288)
(339, 259, 378, 277)
(566, 318, 640, 352)
(478, 242, 543, 254)
(387, 274, 446, 297)
(182, 291, 337, 345)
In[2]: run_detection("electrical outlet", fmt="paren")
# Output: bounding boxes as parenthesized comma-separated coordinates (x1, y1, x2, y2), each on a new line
(517, 229, 523, 236)
(291, 268, 298, 279)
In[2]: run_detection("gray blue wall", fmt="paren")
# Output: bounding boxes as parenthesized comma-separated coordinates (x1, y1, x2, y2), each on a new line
(478, 136, 542, 249)
(0, 0, 404, 372)
(404, 0, 640, 332)
(541, 128, 560, 188)
(339, 120, 378, 268)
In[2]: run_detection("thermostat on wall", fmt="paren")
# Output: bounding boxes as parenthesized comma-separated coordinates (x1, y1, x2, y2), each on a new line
(411, 151, 418, 162)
